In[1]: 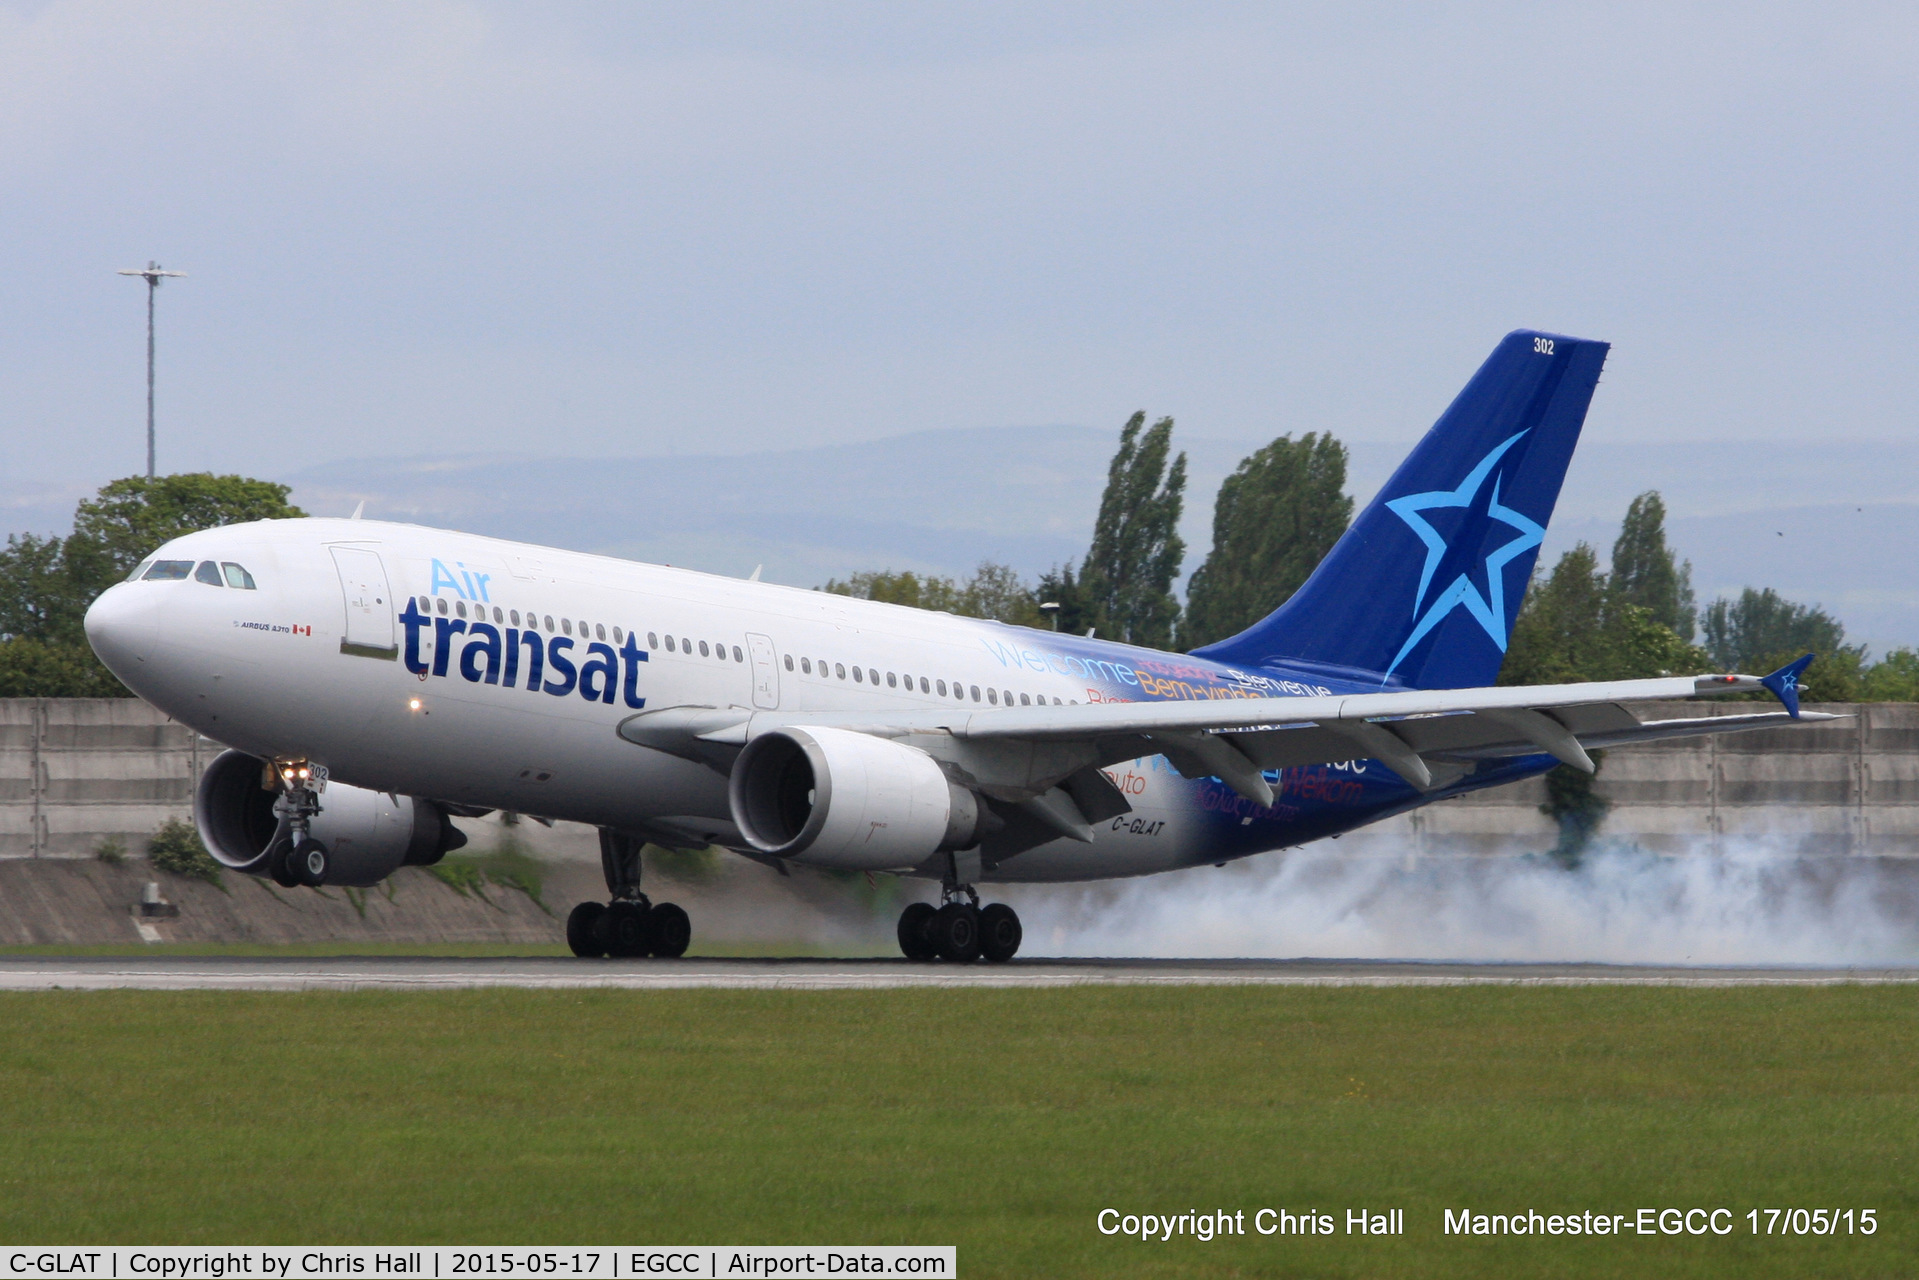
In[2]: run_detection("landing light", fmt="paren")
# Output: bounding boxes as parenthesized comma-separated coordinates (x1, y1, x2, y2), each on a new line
(408, 698, 422, 712)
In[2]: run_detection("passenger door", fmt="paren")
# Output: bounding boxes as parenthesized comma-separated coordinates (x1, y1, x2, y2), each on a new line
(331, 546, 397, 658)
(746, 632, 780, 709)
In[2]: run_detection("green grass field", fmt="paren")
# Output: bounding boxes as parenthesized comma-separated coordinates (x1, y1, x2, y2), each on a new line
(2, 985, 1913, 1278)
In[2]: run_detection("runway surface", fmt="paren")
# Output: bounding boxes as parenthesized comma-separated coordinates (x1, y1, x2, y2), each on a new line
(3, 955, 1918, 990)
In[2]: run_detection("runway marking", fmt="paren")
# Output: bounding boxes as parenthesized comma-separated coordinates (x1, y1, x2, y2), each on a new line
(3, 957, 1917, 991)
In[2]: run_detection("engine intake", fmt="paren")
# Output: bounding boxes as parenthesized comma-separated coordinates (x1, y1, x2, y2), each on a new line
(730, 725, 979, 870)
(193, 749, 465, 886)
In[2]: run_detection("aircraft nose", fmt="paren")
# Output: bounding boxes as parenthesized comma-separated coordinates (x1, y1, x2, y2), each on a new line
(85, 581, 161, 675)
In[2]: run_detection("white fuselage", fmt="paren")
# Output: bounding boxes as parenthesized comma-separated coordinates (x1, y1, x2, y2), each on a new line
(86, 518, 1222, 882)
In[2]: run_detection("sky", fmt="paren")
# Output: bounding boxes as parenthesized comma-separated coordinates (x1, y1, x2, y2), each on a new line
(3, 3, 1916, 588)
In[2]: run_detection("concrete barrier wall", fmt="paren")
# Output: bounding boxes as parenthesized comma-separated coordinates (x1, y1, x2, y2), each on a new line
(1352, 702, 1919, 857)
(1, 698, 1914, 861)
(0, 699, 216, 859)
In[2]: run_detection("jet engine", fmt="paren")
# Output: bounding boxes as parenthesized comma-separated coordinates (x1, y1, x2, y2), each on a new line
(193, 749, 466, 886)
(729, 725, 980, 870)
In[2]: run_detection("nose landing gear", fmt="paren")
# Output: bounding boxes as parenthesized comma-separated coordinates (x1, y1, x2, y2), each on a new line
(896, 878, 1022, 963)
(268, 759, 329, 888)
(565, 829, 693, 959)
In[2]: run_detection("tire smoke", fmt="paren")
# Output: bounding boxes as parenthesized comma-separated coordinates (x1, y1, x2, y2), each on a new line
(1006, 842, 1919, 965)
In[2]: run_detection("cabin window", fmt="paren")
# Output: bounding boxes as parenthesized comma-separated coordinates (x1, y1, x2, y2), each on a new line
(418, 596, 430, 612)
(221, 563, 257, 590)
(648, 632, 658, 648)
(698, 641, 710, 657)
(987, 688, 998, 705)
(544, 615, 555, 631)
(920, 677, 931, 693)
(886, 672, 897, 688)
(665, 636, 676, 652)
(868, 668, 879, 684)
(613, 627, 623, 644)
(455, 601, 468, 619)
(493, 607, 504, 624)
(835, 663, 846, 679)
(193, 561, 224, 586)
(970, 685, 981, 701)
(510, 610, 521, 626)
(436, 598, 449, 615)
(596, 624, 607, 641)
(561, 618, 572, 635)
(1003, 690, 1013, 705)
(733, 646, 744, 662)
(800, 657, 811, 674)
(1020, 693, 1030, 706)
(783, 654, 794, 671)
(853, 666, 863, 683)
(936, 680, 947, 696)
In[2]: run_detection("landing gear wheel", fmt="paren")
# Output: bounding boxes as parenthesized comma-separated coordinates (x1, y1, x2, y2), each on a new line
(897, 902, 938, 961)
(645, 902, 692, 958)
(267, 838, 301, 888)
(602, 900, 651, 957)
(566, 902, 608, 958)
(931, 902, 982, 963)
(291, 840, 329, 888)
(979, 903, 1022, 963)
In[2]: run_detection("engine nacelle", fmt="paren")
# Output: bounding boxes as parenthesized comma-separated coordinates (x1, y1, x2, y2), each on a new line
(729, 725, 979, 871)
(193, 749, 466, 887)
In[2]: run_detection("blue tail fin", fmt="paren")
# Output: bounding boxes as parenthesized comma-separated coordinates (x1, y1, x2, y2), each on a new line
(1190, 330, 1610, 689)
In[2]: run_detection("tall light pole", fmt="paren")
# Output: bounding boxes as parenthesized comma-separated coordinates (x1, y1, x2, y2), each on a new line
(117, 261, 186, 478)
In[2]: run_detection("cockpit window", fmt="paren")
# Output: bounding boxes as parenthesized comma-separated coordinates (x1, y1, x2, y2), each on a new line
(142, 561, 193, 581)
(126, 560, 152, 582)
(194, 561, 224, 586)
(222, 563, 257, 590)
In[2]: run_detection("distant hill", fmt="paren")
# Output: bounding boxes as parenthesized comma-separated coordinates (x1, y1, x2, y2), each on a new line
(285, 426, 1258, 590)
(283, 427, 1916, 654)
(2, 424, 1900, 655)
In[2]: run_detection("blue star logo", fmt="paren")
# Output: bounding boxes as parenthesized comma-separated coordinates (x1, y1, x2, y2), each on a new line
(1383, 430, 1544, 677)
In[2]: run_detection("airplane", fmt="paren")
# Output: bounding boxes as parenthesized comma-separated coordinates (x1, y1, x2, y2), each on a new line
(83, 330, 1828, 963)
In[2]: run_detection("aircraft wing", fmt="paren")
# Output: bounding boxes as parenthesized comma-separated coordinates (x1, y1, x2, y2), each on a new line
(619, 658, 1832, 810)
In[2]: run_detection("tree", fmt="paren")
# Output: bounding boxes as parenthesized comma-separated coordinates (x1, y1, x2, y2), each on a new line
(1033, 563, 1089, 636)
(71, 474, 304, 583)
(1500, 544, 1709, 688)
(1180, 432, 1352, 649)
(1608, 490, 1695, 640)
(820, 569, 962, 614)
(1499, 541, 1710, 865)
(0, 473, 304, 697)
(1699, 587, 1864, 699)
(821, 562, 1041, 625)
(0, 533, 89, 648)
(1078, 412, 1187, 648)
(1864, 649, 1919, 701)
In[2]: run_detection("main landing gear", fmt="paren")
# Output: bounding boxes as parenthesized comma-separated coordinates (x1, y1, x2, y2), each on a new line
(567, 829, 692, 959)
(897, 884, 1022, 964)
(266, 759, 329, 889)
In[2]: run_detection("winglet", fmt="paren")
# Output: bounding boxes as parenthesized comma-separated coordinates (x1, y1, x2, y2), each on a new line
(1760, 653, 1815, 719)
